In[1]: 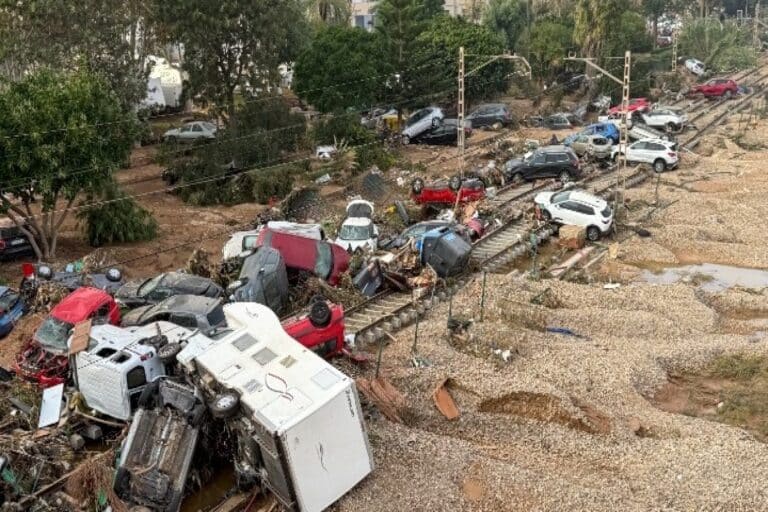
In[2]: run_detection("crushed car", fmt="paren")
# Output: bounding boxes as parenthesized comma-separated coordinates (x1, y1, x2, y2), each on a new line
(335, 199, 379, 253)
(0, 286, 24, 338)
(15, 286, 121, 386)
(418, 226, 473, 278)
(256, 228, 350, 286)
(228, 246, 290, 314)
(115, 271, 223, 309)
(21, 262, 124, 296)
(121, 294, 226, 333)
(411, 176, 486, 207)
(401, 106, 444, 145)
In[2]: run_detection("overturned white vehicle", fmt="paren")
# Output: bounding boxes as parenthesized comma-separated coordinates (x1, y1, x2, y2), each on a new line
(335, 199, 378, 252)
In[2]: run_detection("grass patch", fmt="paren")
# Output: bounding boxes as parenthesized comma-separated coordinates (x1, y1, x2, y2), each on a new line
(708, 354, 767, 381)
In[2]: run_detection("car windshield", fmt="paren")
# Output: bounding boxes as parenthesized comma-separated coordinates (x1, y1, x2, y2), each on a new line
(35, 316, 74, 352)
(202, 122, 216, 131)
(138, 274, 164, 297)
(339, 224, 372, 241)
(207, 306, 225, 327)
(552, 191, 570, 203)
(315, 242, 333, 279)
(601, 205, 612, 218)
(523, 152, 536, 163)
(0, 291, 18, 312)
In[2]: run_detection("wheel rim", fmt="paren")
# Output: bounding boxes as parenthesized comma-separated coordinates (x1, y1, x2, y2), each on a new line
(654, 161, 664, 173)
(217, 395, 236, 409)
(559, 172, 570, 183)
(512, 174, 522, 184)
(588, 228, 599, 241)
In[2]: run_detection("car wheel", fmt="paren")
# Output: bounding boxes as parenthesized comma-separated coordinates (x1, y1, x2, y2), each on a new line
(411, 177, 424, 194)
(105, 268, 122, 282)
(653, 159, 666, 173)
(541, 209, 552, 221)
(402, 135, 410, 145)
(210, 392, 240, 419)
(586, 226, 601, 242)
(166, 136, 177, 144)
(492, 121, 503, 130)
(511, 173, 523, 185)
(448, 175, 462, 191)
(37, 265, 53, 280)
(309, 300, 332, 328)
(559, 171, 571, 184)
(309, 294, 326, 305)
(157, 342, 182, 364)
(724, 90, 732, 99)
(666, 122, 676, 133)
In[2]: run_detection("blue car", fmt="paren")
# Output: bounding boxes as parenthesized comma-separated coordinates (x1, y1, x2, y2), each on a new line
(564, 122, 620, 145)
(0, 286, 24, 337)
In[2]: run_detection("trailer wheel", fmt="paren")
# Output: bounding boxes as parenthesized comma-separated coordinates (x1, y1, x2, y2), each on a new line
(309, 300, 332, 328)
(210, 392, 240, 419)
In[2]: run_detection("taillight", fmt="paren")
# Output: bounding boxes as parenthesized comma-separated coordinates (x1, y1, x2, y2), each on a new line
(668, 152, 676, 158)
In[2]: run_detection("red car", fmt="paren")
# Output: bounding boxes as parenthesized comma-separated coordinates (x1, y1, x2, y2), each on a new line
(14, 287, 120, 387)
(608, 98, 650, 115)
(411, 177, 486, 206)
(689, 78, 738, 98)
(256, 228, 350, 286)
(282, 298, 344, 359)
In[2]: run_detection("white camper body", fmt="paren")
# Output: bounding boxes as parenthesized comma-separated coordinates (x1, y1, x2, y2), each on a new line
(194, 303, 373, 512)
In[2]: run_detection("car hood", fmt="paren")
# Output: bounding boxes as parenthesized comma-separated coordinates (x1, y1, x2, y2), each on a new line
(164, 128, 180, 136)
(335, 238, 373, 252)
(534, 192, 556, 205)
(504, 158, 525, 170)
(115, 280, 144, 300)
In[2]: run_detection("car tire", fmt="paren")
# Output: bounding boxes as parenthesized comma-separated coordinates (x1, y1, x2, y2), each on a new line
(157, 342, 182, 364)
(432, 117, 440, 128)
(105, 268, 122, 282)
(653, 159, 666, 173)
(666, 122, 676, 133)
(448, 175, 462, 191)
(309, 294, 326, 305)
(724, 90, 732, 99)
(402, 135, 410, 145)
(586, 226, 601, 242)
(309, 300, 332, 328)
(492, 121, 503, 130)
(37, 265, 53, 280)
(210, 392, 240, 419)
(511, 173, 523, 185)
(411, 177, 424, 195)
(559, 171, 571, 184)
(541, 209, 552, 221)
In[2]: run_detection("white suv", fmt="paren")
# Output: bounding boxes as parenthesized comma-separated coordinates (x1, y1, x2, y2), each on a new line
(640, 108, 688, 132)
(402, 107, 444, 144)
(335, 199, 379, 252)
(534, 189, 614, 241)
(617, 138, 679, 173)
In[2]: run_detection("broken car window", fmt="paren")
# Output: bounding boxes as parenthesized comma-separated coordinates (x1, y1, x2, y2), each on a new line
(35, 316, 74, 352)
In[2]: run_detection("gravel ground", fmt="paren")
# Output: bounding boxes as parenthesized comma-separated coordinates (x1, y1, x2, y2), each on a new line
(335, 134, 768, 511)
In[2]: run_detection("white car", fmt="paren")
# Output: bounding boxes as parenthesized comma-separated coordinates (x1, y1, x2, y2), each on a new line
(222, 230, 261, 260)
(685, 58, 705, 76)
(401, 107, 444, 145)
(315, 145, 337, 160)
(335, 199, 378, 252)
(534, 189, 613, 241)
(640, 108, 687, 132)
(618, 138, 679, 173)
(163, 121, 217, 143)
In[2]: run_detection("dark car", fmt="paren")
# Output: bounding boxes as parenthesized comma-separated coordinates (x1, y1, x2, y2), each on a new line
(115, 271, 224, 309)
(28, 263, 124, 294)
(466, 103, 513, 129)
(228, 247, 289, 314)
(504, 145, 582, 184)
(411, 118, 471, 146)
(121, 294, 225, 332)
(0, 219, 34, 260)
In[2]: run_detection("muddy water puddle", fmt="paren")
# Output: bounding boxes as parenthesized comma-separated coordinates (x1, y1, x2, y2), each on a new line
(637, 263, 768, 292)
(652, 354, 768, 441)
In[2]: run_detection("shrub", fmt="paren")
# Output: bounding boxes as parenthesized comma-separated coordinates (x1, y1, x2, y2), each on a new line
(77, 181, 158, 247)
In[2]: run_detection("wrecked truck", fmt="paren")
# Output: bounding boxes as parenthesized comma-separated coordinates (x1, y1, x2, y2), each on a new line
(192, 303, 373, 512)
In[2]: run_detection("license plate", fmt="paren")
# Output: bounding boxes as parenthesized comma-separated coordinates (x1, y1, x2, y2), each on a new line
(10, 238, 25, 246)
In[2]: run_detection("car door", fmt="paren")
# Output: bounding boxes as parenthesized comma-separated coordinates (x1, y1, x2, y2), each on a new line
(524, 152, 546, 178)
(191, 123, 204, 140)
(572, 135, 588, 155)
(178, 124, 194, 142)
(553, 201, 591, 226)
(543, 153, 561, 177)
(627, 141, 646, 163)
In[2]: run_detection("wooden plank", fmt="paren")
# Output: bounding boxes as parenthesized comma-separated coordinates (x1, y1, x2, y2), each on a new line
(68, 319, 92, 355)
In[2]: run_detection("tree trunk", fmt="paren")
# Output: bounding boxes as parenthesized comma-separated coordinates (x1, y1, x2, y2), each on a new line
(653, 18, 658, 49)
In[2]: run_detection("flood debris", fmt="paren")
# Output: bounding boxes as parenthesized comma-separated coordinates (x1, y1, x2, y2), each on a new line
(432, 378, 460, 420)
(356, 375, 408, 423)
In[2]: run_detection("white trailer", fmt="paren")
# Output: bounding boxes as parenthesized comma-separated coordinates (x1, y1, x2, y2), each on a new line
(193, 303, 373, 512)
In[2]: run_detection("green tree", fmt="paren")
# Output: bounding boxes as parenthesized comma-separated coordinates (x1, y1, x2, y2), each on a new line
(679, 18, 756, 71)
(0, 70, 136, 259)
(606, 12, 654, 55)
(77, 181, 158, 248)
(305, 0, 350, 26)
(644, 0, 669, 47)
(574, 0, 628, 58)
(519, 20, 573, 81)
(483, 0, 529, 50)
(413, 16, 508, 107)
(294, 27, 384, 113)
(0, 0, 157, 108)
(158, 0, 307, 124)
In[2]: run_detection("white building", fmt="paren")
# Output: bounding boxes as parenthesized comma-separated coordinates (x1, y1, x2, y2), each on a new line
(350, 0, 489, 31)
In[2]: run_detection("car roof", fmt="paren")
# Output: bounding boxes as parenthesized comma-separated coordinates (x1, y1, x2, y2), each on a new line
(567, 190, 608, 208)
(51, 287, 112, 323)
(150, 294, 220, 314)
(540, 144, 571, 152)
(342, 217, 373, 227)
(636, 138, 673, 145)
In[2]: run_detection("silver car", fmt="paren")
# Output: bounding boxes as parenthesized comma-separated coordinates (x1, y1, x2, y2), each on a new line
(401, 107, 444, 145)
(163, 121, 217, 143)
(121, 294, 225, 332)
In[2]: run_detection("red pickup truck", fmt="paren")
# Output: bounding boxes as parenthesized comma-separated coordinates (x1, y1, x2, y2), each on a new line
(689, 79, 738, 98)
